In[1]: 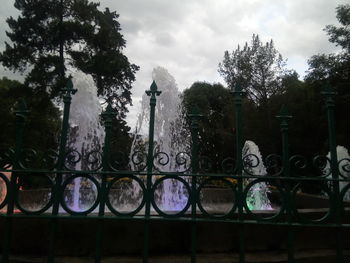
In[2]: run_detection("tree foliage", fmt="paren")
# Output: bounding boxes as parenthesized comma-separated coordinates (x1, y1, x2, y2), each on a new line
(0, 77, 61, 151)
(179, 5, 349, 193)
(182, 82, 235, 171)
(218, 34, 289, 106)
(306, 4, 350, 85)
(324, 4, 350, 52)
(0, 0, 139, 118)
(306, 4, 350, 148)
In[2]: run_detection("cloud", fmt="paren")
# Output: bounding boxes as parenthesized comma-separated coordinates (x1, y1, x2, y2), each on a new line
(1, 0, 348, 129)
(154, 32, 175, 46)
(97, 0, 348, 128)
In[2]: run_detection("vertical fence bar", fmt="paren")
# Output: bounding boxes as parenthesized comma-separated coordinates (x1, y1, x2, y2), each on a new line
(188, 107, 202, 263)
(321, 85, 343, 263)
(47, 79, 76, 263)
(95, 104, 115, 263)
(1, 100, 29, 263)
(276, 106, 294, 263)
(232, 84, 245, 263)
(143, 81, 161, 263)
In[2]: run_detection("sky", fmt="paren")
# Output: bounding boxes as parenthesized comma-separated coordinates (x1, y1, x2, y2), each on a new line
(0, 0, 348, 129)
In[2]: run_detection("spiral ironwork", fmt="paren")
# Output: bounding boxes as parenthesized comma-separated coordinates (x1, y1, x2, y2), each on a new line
(0, 82, 349, 263)
(338, 158, 350, 179)
(242, 153, 263, 176)
(312, 155, 332, 177)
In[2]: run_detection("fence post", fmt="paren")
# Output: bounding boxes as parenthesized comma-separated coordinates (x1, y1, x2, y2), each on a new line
(94, 103, 115, 263)
(143, 81, 161, 263)
(1, 100, 29, 263)
(9, 100, 29, 208)
(321, 84, 343, 263)
(276, 105, 294, 263)
(101, 102, 115, 180)
(232, 83, 246, 263)
(56, 78, 77, 172)
(48, 78, 77, 263)
(188, 106, 203, 263)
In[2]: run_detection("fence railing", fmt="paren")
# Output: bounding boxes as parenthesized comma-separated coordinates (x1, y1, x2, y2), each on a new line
(0, 80, 349, 263)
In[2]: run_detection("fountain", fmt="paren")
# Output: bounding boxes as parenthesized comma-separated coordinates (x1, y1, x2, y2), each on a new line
(242, 140, 272, 210)
(130, 66, 190, 212)
(64, 70, 105, 212)
(130, 67, 189, 169)
(0, 68, 348, 262)
(129, 67, 271, 213)
(0, 70, 106, 214)
(326, 145, 350, 201)
(0, 68, 273, 214)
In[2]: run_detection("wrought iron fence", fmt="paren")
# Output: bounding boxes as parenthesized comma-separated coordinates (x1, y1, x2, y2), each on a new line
(0, 80, 349, 263)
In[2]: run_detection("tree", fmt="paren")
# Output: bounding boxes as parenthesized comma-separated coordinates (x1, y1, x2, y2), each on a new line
(305, 4, 350, 148)
(324, 4, 350, 53)
(0, 77, 61, 152)
(109, 118, 132, 170)
(306, 4, 350, 85)
(69, 7, 139, 118)
(218, 34, 291, 153)
(0, 77, 62, 189)
(218, 34, 289, 107)
(182, 82, 236, 172)
(0, 0, 139, 118)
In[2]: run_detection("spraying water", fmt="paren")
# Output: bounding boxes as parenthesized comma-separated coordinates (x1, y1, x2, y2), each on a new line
(66, 70, 105, 211)
(0, 69, 273, 214)
(326, 145, 350, 201)
(130, 67, 189, 211)
(130, 68, 272, 212)
(242, 140, 272, 210)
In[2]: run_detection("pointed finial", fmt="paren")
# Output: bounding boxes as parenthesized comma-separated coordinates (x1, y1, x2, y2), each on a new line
(146, 80, 162, 97)
(66, 78, 76, 94)
(321, 82, 336, 97)
(106, 103, 113, 113)
(14, 98, 30, 121)
(321, 82, 337, 108)
(61, 77, 77, 97)
(102, 103, 115, 117)
(14, 99, 30, 115)
(188, 105, 204, 124)
(15, 98, 27, 112)
(276, 104, 292, 121)
(192, 105, 199, 115)
(101, 103, 116, 127)
(279, 104, 289, 116)
(150, 80, 157, 92)
(231, 82, 246, 98)
(235, 83, 242, 92)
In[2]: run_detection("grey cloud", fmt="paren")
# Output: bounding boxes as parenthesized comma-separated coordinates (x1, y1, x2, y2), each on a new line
(155, 32, 175, 46)
(119, 17, 142, 35)
(1, 0, 348, 127)
(100, 0, 195, 34)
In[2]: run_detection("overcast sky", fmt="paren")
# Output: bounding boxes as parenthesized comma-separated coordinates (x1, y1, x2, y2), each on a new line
(0, 0, 348, 128)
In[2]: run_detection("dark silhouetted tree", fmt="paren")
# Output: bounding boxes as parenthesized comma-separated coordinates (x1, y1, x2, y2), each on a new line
(0, 0, 139, 119)
(218, 34, 289, 107)
(0, 77, 61, 151)
(306, 4, 350, 148)
(218, 34, 292, 152)
(182, 82, 236, 172)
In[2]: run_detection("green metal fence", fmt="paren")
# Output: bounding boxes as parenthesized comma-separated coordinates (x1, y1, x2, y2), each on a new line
(0, 80, 349, 263)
